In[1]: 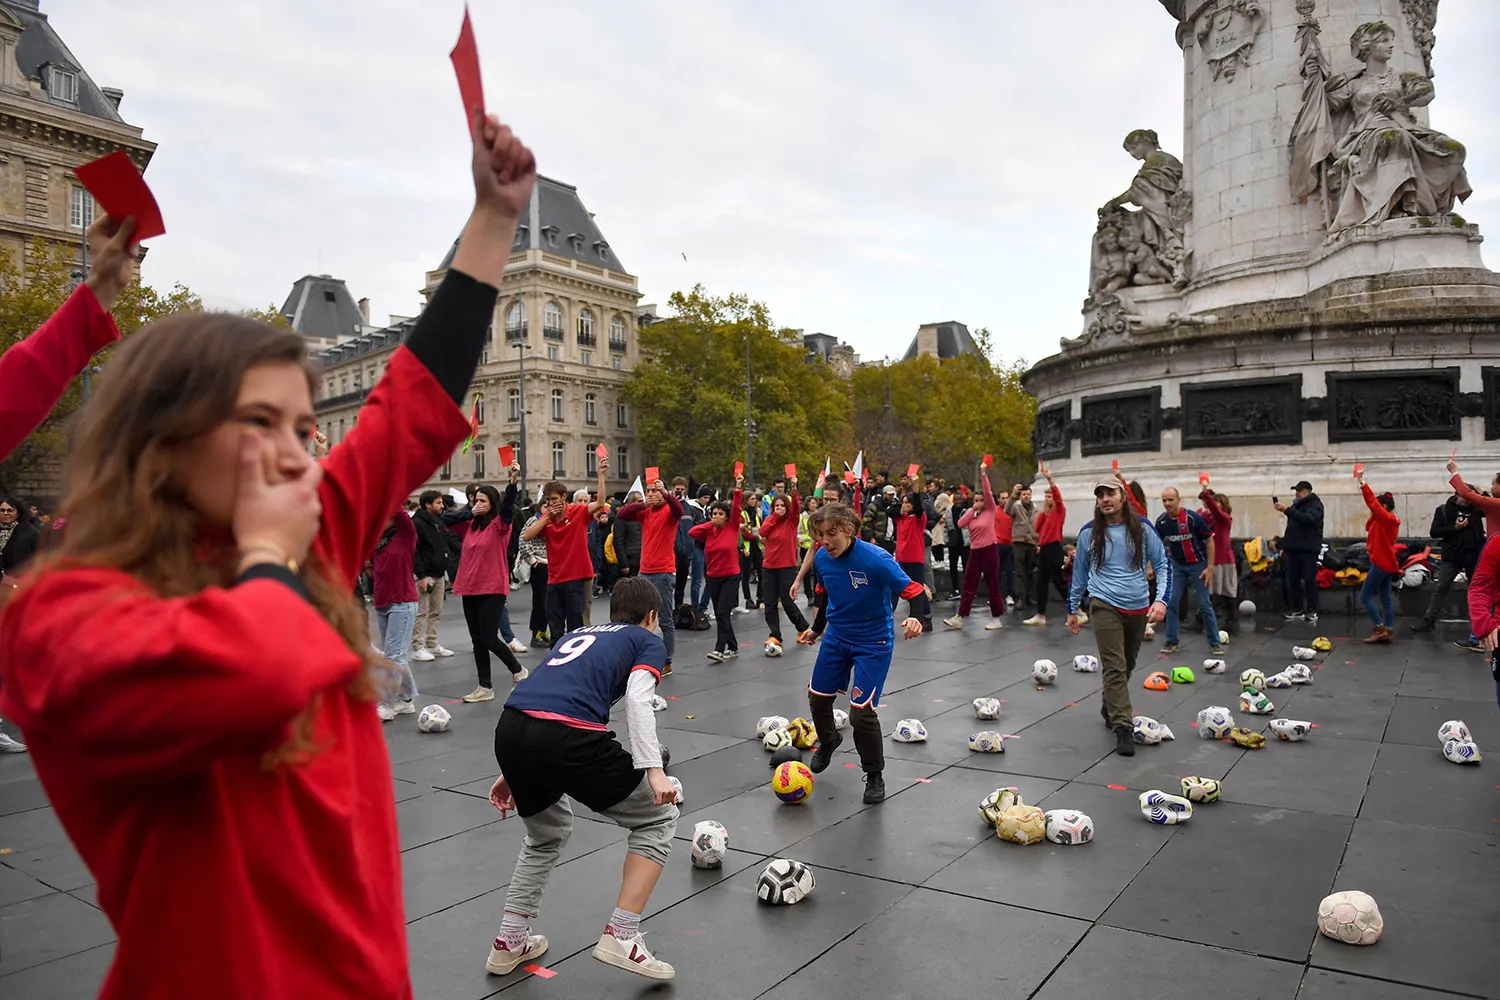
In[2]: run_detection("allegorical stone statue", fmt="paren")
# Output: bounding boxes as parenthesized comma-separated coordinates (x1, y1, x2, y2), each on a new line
(1291, 15, 1471, 236)
(1090, 129, 1191, 294)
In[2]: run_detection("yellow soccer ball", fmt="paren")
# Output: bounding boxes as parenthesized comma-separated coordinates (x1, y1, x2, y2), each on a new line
(786, 717, 817, 750)
(772, 761, 815, 804)
(995, 804, 1047, 845)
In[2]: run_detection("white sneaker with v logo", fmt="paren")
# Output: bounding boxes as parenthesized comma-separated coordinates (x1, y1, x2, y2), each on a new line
(593, 928, 675, 980)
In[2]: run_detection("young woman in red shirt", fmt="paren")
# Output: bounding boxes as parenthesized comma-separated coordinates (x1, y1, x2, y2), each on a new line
(1023, 470, 1068, 626)
(1356, 468, 1401, 643)
(689, 472, 749, 661)
(370, 509, 420, 721)
(521, 461, 608, 644)
(757, 476, 810, 654)
(893, 490, 934, 631)
(454, 464, 528, 701)
(0, 115, 536, 1000)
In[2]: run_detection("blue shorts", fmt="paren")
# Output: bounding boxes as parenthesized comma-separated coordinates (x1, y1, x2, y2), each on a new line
(809, 630, 894, 709)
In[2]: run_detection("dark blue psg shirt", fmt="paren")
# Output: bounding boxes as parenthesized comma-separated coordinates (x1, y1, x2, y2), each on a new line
(505, 623, 666, 727)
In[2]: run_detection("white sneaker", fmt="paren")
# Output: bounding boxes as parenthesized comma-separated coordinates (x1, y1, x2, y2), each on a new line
(392, 700, 417, 716)
(1022, 614, 1046, 626)
(1006, 595, 1016, 607)
(1306, 613, 1319, 625)
(463, 686, 495, 703)
(722, 648, 739, 659)
(412, 647, 436, 662)
(706, 651, 725, 662)
(507, 638, 529, 654)
(593, 929, 674, 980)
(0, 731, 27, 753)
(432, 645, 456, 658)
(943, 615, 964, 629)
(377, 703, 397, 722)
(511, 667, 529, 685)
(984, 618, 1005, 630)
(487, 934, 549, 975)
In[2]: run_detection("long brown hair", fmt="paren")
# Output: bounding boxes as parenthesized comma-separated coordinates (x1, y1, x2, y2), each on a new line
(10, 313, 387, 768)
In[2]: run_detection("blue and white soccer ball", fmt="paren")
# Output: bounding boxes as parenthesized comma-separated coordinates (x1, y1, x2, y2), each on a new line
(1283, 663, 1314, 685)
(1139, 790, 1193, 825)
(417, 704, 451, 733)
(690, 821, 728, 869)
(893, 719, 927, 743)
(833, 709, 850, 730)
(1044, 809, 1095, 845)
(973, 697, 1002, 720)
(1438, 720, 1471, 745)
(968, 731, 1005, 753)
(1132, 715, 1175, 744)
(1443, 739, 1482, 764)
(1197, 705, 1235, 739)
(1073, 654, 1100, 673)
(1266, 670, 1295, 689)
(756, 715, 790, 738)
(1032, 659, 1058, 684)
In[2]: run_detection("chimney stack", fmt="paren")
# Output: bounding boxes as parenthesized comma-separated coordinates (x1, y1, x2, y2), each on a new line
(358, 297, 371, 325)
(100, 87, 123, 110)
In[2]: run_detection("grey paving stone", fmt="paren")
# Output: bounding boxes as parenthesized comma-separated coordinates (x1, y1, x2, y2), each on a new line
(0, 942, 113, 999)
(1359, 741, 1498, 834)
(0, 807, 92, 893)
(1218, 734, 1381, 816)
(1034, 925, 1305, 999)
(1297, 968, 1474, 1000)
(397, 790, 505, 851)
(1381, 695, 1498, 749)
(0, 891, 114, 975)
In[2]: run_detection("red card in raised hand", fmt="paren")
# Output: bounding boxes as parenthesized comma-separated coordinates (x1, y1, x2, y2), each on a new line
(1451, 447, 1459, 461)
(1112, 459, 1120, 472)
(1352, 463, 1364, 477)
(907, 463, 920, 478)
(734, 461, 744, 478)
(982, 454, 993, 469)
(645, 466, 659, 483)
(843, 470, 856, 484)
(73, 151, 165, 240)
(1198, 471, 1210, 486)
(595, 443, 608, 459)
(450, 6, 485, 132)
(784, 463, 796, 478)
(498, 445, 515, 467)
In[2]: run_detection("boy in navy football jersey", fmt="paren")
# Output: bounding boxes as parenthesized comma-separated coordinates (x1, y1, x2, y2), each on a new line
(797, 503, 924, 803)
(484, 578, 679, 981)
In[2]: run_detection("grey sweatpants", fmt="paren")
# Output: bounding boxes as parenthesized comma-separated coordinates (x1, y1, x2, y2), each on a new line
(503, 774, 678, 919)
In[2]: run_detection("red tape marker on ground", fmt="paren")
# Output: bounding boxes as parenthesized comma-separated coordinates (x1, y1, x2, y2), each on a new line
(1107, 784, 1128, 790)
(913, 777, 933, 783)
(1065, 701, 1078, 707)
(442, 699, 463, 705)
(845, 762, 858, 768)
(663, 695, 681, 700)
(524, 964, 556, 979)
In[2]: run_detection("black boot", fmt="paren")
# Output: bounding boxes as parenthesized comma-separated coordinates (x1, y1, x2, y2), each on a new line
(1101, 701, 1111, 729)
(862, 771, 886, 804)
(806, 694, 841, 773)
(850, 706, 885, 776)
(1115, 726, 1136, 756)
(1409, 618, 1436, 634)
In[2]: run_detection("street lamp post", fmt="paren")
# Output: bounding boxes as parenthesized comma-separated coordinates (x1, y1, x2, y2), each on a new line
(744, 332, 754, 486)
(72, 218, 102, 401)
(514, 338, 529, 497)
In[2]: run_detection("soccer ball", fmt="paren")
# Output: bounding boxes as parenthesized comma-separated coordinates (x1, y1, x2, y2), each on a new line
(786, 718, 817, 750)
(978, 787, 1023, 827)
(690, 821, 729, 869)
(1317, 890, 1383, 945)
(973, 697, 1002, 720)
(1132, 716, 1175, 744)
(763, 727, 794, 752)
(769, 745, 803, 769)
(651, 694, 669, 712)
(1239, 600, 1256, 616)
(1171, 666, 1196, 684)
(1218, 630, 1229, 644)
(1312, 636, 1333, 652)
(968, 731, 1005, 753)
(1270, 718, 1311, 741)
(995, 804, 1047, 845)
(669, 777, 685, 805)
(1292, 646, 1316, 660)
(1032, 659, 1059, 684)
(1044, 809, 1095, 845)
(1073, 654, 1100, 673)
(1228, 726, 1267, 749)
(764, 640, 783, 658)
(659, 743, 671, 768)
(1443, 739, 1482, 764)
(893, 719, 927, 742)
(833, 709, 850, 730)
(416, 704, 451, 733)
(1180, 776, 1221, 803)
(757, 716, 790, 738)
(1139, 790, 1193, 825)
(1239, 668, 1266, 692)
(757, 858, 815, 905)
(1438, 720, 1471, 744)
(1197, 705, 1235, 739)
(1283, 663, 1313, 684)
(1266, 670, 1295, 689)
(1239, 689, 1275, 715)
(1203, 658, 1226, 673)
(771, 761, 815, 803)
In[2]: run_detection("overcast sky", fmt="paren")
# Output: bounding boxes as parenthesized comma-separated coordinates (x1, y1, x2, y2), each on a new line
(51, 0, 1500, 368)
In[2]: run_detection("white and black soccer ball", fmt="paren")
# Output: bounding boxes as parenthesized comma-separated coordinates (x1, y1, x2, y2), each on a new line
(416, 704, 451, 733)
(764, 640, 783, 658)
(763, 727, 793, 751)
(1197, 705, 1235, 739)
(1032, 659, 1059, 684)
(757, 858, 815, 905)
(1269, 718, 1312, 742)
(756, 715, 790, 738)
(1438, 720, 1471, 745)
(968, 731, 1005, 753)
(690, 820, 729, 869)
(1443, 738, 1482, 764)
(893, 719, 927, 742)
(668, 776, 685, 805)
(1072, 654, 1100, 673)
(833, 709, 850, 730)
(1266, 670, 1295, 689)
(1202, 658, 1226, 674)
(1239, 668, 1266, 692)
(1292, 645, 1316, 660)
(973, 697, 1002, 720)
(1283, 663, 1313, 685)
(651, 694, 669, 712)
(1044, 809, 1095, 845)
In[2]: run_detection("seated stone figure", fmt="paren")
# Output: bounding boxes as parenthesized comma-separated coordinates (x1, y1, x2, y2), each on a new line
(1091, 228, 1134, 294)
(1120, 230, 1172, 285)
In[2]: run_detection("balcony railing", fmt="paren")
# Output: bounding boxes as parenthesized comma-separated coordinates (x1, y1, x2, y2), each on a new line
(609, 336, 627, 353)
(543, 324, 564, 341)
(577, 331, 597, 348)
(505, 324, 527, 344)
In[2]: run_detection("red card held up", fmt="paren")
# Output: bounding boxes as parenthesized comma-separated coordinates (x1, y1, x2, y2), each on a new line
(981, 454, 993, 469)
(645, 466, 659, 483)
(1352, 463, 1364, 477)
(907, 463, 920, 478)
(843, 470, 856, 484)
(784, 463, 796, 478)
(1198, 471, 1210, 486)
(1112, 459, 1120, 472)
(498, 445, 515, 467)
(72, 151, 165, 240)
(734, 461, 744, 478)
(595, 443, 608, 459)
(449, 6, 485, 131)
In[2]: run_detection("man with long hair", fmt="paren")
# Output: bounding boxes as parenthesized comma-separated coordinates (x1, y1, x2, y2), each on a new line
(1068, 479, 1171, 757)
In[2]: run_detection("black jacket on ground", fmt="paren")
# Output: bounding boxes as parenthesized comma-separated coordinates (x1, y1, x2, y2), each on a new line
(411, 508, 452, 580)
(1431, 496, 1485, 566)
(1281, 492, 1325, 553)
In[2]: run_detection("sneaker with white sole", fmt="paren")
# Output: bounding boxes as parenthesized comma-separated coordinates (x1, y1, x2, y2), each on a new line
(392, 700, 417, 716)
(943, 615, 964, 629)
(1306, 613, 1319, 625)
(377, 703, 397, 722)
(593, 929, 674, 980)
(511, 667, 530, 685)
(463, 686, 495, 702)
(722, 648, 739, 659)
(0, 731, 28, 753)
(412, 647, 436, 662)
(1022, 614, 1046, 626)
(507, 638, 529, 654)
(984, 618, 1005, 630)
(706, 650, 725, 662)
(432, 645, 456, 658)
(486, 934, 549, 975)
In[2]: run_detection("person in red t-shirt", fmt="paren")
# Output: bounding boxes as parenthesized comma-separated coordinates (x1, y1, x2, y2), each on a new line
(371, 510, 420, 721)
(689, 472, 749, 660)
(614, 474, 685, 674)
(757, 477, 810, 652)
(0, 114, 536, 998)
(893, 491, 933, 630)
(1356, 469, 1402, 643)
(1023, 470, 1067, 625)
(522, 459, 609, 646)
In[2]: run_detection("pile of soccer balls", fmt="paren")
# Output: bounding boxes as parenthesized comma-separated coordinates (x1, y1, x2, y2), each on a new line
(1439, 719, 1481, 764)
(976, 788, 1091, 846)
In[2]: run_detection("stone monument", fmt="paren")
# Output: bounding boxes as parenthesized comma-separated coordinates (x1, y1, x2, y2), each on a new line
(1024, 0, 1499, 540)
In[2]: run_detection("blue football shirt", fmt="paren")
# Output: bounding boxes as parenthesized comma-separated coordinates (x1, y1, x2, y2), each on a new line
(814, 538, 914, 644)
(505, 623, 665, 726)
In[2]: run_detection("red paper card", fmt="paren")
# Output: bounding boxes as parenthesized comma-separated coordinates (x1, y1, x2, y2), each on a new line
(734, 461, 744, 478)
(1352, 463, 1364, 477)
(1451, 448, 1459, 461)
(449, 6, 485, 131)
(982, 454, 993, 469)
(72, 151, 165, 240)
(784, 463, 796, 478)
(1198, 471, 1210, 486)
(1112, 459, 1119, 472)
(498, 445, 515, 467)
(645, 466, 659, 483)
(843, 470, 856, 484)
(595, 443, 608, 459)
(907, 463, 920, 478)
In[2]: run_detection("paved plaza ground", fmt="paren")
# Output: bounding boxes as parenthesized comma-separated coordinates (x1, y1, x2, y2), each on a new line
(2, 590, 1498, 999)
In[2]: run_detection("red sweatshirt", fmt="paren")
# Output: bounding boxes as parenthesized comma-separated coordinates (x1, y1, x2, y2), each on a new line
(541, 502, 593, 583)
(1197, 489, 1234, 566)
(689, 488, 745, 578)
(615, 491, 684, 575)
(1467, 533, 1500, 638)
(1361, 483, 1401, 574)
(758, 491, 801, 569)
(1034, 484, 1066, 545)
(1449, 474, 1500, 538)
(894, 511, 927, 563)
(0, 284, 120, 460)
(0, 345, 469, 999)
(371, 512, 417, 606)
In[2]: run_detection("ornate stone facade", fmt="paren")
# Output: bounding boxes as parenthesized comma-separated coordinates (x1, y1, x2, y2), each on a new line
(1180, 375, 1302, 448)
(1195, 0, 1266, 81)
(1326, 368, 1460, 442)
(1080, 388, 1161, 457)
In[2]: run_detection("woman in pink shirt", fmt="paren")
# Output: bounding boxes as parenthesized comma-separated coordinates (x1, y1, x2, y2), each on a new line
(945, 470, 1005, 630)
(454, 464, 527, 702)
(1197, 478, 1237, 634)
(371, 510, 419, 722)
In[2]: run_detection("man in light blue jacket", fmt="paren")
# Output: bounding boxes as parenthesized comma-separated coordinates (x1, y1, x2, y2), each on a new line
(1069, 478, 1172, 757)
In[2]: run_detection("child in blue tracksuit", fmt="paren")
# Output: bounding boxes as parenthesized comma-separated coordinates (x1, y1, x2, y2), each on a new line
(797, 503, 924, 804)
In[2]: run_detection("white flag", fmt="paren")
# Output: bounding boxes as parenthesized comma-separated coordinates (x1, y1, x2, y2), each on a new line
(628, 475, 644, 497)
(853, 450, 864, 481)
(448, 487, 466, 504)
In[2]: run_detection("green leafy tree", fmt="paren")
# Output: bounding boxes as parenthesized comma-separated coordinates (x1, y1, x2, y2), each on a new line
(240, 303, 292, 328)
(624, 285, 851, 489)
(0, 238, 203, 498)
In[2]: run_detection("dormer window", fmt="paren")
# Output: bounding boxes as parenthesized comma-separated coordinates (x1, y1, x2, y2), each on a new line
(594, 241, 610, 262)
(568, 233, 584, 253)
(513, 225, 528, 248)
(49, 67, 78, 104)
(541, 225, 558, 248)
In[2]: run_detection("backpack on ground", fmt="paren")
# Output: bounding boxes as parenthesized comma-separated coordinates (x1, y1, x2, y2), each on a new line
(675, 604, 711, 631)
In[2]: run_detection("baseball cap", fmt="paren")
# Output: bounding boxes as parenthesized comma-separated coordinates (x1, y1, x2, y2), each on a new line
(1093, 479, 1123, 495)
(1293, 480, 1313, 491)
(882, 485, 897, 495)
